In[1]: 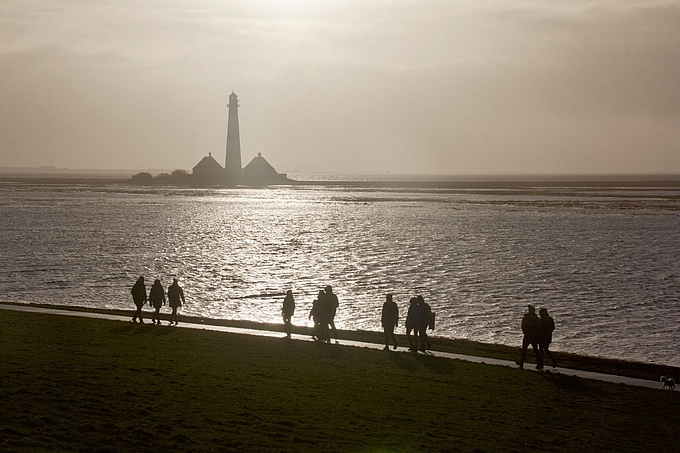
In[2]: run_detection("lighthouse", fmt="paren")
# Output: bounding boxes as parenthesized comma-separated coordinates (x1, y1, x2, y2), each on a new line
(224, 92, 242, 177)
(191, 90, 291, 186)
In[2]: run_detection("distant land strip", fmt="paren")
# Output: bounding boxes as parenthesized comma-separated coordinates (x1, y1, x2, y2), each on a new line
(3, 175, 680, 189)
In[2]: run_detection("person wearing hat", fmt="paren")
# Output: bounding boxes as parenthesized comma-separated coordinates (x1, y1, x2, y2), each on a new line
(517, 304, 542, 369)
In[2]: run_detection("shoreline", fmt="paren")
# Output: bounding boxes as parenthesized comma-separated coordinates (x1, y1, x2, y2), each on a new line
(3, 174, 680, 189)
(3, 301, 678, 381)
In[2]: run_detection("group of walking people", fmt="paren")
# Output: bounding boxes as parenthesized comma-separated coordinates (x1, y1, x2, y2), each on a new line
(517, 304, 557, 370)
(280, 286, 341, 342)
(282, 289, 435, 352)
(133, 277, 555, 368)
(283, 290, 556, 369)
(130, 276, 186, 325)
(381, 294, 435, 352)
(308, 286, 340, 343)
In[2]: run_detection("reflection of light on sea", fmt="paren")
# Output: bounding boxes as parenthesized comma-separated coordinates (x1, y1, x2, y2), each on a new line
(1, 183, 680, 366)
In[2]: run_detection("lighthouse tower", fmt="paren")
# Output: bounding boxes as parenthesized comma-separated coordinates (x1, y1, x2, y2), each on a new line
(224, 92, 242, 177)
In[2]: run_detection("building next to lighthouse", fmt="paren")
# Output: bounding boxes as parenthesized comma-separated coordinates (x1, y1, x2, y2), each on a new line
(242, 153, 289, 185)
(191, 152, 225, 184)
(191, 92, 291, 186)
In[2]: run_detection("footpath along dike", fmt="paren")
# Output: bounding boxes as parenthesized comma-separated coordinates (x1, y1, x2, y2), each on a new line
(0, 302, 670, 391)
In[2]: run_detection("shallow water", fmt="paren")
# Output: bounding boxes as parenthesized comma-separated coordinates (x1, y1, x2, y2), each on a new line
(1, 180, 680, 366)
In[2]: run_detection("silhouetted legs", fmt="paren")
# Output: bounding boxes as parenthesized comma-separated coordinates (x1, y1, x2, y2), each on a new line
(329, 320, 337, 340)
(283, 315, 292, 338)
(540, 342, 556, 368)
(383, 324, 397, 350)
(407, 327, 420, 352)
(518, 338, 542, 369)
(313, 321, 329, 342)
(152, 307, 162, 325)
(132, 303, 144, 324)
(311, 320, 319, 340)
(323, 322, 332, 343)
(418, 325, 429, 351)
(170, 307, 179, 325)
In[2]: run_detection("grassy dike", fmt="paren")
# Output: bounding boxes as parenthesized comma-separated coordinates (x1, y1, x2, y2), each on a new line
(1, 310, 679, 452)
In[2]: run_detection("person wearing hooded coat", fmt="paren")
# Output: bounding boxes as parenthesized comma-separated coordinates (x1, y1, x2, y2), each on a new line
(149, 279, 166, 325)
(131, 276, 147, 324)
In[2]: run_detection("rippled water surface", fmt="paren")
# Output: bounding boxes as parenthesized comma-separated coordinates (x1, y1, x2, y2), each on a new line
(2, 181, 680, 366)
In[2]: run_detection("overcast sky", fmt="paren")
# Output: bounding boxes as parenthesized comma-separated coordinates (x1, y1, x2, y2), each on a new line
(1, 0, 679, 174)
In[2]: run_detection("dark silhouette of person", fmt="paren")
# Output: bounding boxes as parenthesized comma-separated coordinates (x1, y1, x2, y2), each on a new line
(417, 295, 431, 351)
(282, 290, 295, 338)
(309, 290, 326, 341)
(131, 276, 147, 324)
(325, 285, 339, 342)
(517, 304, 542, 369)
(148, 279, 166, 325)
(538, 307, 557, 368)
(405, 297, 423, 352)
(167, 278, 185, 326)
(381, 294, 399, 350)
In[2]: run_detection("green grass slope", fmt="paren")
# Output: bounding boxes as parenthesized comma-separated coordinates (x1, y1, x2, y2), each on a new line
(1, 310, 678, 452)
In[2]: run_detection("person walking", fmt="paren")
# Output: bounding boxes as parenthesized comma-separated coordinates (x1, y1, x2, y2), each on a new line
(167, 278, 185, 326)
(130, 276, 147, 324)
(517, 304, 542, 369)
(149, 279, 166, 325)
(405, 297, 422, 352)
(282, 290, 295, 338)
(309, 290, 326, 341)
(325, 285, 339, 341)
(381, 294, 399, 350)
(417, 295, 431, 351)
(538, 307, 557, 368)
